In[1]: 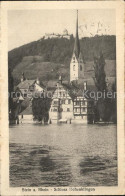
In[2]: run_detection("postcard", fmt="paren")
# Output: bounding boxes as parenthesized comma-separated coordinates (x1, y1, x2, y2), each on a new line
(0, 1, 124, 195)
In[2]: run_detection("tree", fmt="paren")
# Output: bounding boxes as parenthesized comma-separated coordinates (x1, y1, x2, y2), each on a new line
(93, 52, 112, 122)
(32, 94, 51, 122)
(93, 51, 107, 92)
(111, 80, 117, 123)
(8, 68, 14, 115)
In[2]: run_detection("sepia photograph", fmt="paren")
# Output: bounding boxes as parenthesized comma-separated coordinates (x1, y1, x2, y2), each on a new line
(0, 1, 124, 195)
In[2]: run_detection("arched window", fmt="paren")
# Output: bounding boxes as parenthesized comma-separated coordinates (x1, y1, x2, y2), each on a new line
(80, 65, 82, 71)
(73, 65, 75, 71)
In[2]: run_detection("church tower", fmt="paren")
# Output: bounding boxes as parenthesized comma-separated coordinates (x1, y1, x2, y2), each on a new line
(70, 10, 84, 82)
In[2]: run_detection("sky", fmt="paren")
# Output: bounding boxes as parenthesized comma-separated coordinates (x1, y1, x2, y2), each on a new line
(8, 9, 115, 51)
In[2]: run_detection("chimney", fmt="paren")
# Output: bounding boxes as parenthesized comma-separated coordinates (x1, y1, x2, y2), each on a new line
(84, 81, 87, 90)
(36, 77, 40, 85)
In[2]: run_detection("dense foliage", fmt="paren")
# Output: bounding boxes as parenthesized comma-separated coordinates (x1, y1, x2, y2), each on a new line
(32, 96, 51, 122)
(93, 53, 117, 123)
(8, 35, 116, 70)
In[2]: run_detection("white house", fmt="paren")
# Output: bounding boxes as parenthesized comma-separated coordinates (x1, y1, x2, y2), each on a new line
(49, 78, 94, 124)
(49, 77, 74, 123)
(17, 73, 44, 98)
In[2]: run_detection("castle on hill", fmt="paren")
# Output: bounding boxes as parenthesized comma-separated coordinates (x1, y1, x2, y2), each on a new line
(44, 29, 71, 40)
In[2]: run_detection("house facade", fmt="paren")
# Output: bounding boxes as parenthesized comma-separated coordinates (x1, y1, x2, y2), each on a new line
(49, 79, 94, 124)
(17, 73, 44, 98)
(49, 78, 74, 123)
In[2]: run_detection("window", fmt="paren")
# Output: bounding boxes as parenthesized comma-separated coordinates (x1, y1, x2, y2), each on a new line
(67, 108, 70, 112)
(53, 101, 58, 105)
(74, 108, 77, 112)
(24, 93, 27, 98)
(82, 108, 85, 112)
(77, 108, 80, 113)
(62, 100, 65, 104)
(76, 101, 80, 106)
(68, 99, 71, 104)
(63, 93, 65, 97)
(82, 101, 85, 105)
(73, 65, 75, 71)
(74, 101, 76, 105)
(80, 65, 82, 71)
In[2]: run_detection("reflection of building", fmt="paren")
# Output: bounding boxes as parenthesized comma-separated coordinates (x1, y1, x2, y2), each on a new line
(17, 73, 44, 98)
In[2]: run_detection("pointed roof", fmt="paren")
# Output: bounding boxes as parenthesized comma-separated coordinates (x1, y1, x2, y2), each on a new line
(73, 10, 80, 59)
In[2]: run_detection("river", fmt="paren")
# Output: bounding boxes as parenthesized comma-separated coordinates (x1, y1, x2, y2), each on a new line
(9, 123, 117, 187)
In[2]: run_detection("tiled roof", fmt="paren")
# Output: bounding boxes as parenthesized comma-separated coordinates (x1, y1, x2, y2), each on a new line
(17, 80, 36, 89)
(61, 82, 97, 99)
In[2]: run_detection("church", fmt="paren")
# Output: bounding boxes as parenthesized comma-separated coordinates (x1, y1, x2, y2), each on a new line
(70, 10, 84, 82)
(49, 11, 94, 124)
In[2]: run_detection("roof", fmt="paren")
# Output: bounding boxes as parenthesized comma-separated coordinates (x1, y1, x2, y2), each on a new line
(60, 81, 97, 100)
(35, 82, 45, 89)
(17, 79, 36, 89)
(20, 106, 33, 115)
(74, 10, 80, 59)
(46, 80, 57, 88)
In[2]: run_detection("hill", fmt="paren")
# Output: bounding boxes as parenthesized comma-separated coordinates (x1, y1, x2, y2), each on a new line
(8, 35, 116, 86)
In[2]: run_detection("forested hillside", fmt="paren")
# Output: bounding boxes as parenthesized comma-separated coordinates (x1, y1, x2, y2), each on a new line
(8, 35, 116, 85)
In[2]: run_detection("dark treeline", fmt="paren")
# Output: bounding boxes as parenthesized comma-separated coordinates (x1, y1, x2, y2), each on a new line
(93, 52, 117, 123)
(32, 96, 51, 122)
(8, 35, 116, 70)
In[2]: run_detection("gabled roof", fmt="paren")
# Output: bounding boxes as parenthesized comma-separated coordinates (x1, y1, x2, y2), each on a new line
(17, 79, 36, 89)
(35, 82, 45, 89)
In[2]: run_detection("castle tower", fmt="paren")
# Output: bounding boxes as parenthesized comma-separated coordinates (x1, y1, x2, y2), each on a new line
(70, 10, 84, 82)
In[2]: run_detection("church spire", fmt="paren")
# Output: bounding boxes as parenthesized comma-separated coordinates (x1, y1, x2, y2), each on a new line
(74, 10, 80, 59)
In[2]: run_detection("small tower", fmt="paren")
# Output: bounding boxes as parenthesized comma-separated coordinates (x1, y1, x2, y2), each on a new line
(84, 81, 87, 90)
(21, 72, 26, 82)
(59, 75, 62, 84)
(36, 77, 40, 85)
(70, 10, 84, 82)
